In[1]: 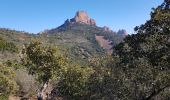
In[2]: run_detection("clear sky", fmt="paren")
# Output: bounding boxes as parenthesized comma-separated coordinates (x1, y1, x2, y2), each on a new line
(0, 0, 163, 34)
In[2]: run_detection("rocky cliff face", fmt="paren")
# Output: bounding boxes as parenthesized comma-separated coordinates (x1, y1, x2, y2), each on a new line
(64, 11, 96, 26)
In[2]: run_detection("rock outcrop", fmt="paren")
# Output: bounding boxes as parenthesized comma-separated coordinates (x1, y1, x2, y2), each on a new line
(64, 11, 96, 26)
(56, 11, 128, 38)
(103, 26, 113, 33)
(117, 29, 128, 36)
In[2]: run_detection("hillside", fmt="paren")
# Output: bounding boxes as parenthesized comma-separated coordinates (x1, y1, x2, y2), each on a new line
(0, 29, 35, 62)
(0, 11, 127, 65)
(0, 28, 34, 45)
(0, 11, 127, 99)
(0, 1, 170, 100)
(40, 11, 127, 64)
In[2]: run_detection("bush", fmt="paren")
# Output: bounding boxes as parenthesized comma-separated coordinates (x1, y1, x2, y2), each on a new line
(57, 65, 94, 99)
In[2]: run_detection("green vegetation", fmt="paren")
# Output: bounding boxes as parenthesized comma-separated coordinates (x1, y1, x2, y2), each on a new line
(0, 37, 18, 52)
(57, 65, 94, 99)
(0, 64, 18, 96)
(0, 28, 33, 45)
(21, 40, 66, 98)
(53, 0, 170, 99)
(111, 1, 170, 99)
(41, 23, 123, 65)
(0, 0, 169, 100)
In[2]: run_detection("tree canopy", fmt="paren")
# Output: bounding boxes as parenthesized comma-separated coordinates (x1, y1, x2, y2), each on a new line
(112, 0, 170, 99)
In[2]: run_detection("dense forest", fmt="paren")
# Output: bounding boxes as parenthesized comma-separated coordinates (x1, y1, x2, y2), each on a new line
(0, 0, 170, 100)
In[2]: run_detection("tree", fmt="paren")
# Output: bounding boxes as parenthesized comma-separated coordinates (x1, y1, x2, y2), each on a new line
(86, 55, 131, 100)
(57, 65, 93, 100)
(21, 41, 65, 99)
(112, 0, 170, 99)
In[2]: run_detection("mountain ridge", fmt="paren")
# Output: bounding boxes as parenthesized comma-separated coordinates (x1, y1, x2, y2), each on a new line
(0, 10, 128, 65)
(43, 11, 128, 36)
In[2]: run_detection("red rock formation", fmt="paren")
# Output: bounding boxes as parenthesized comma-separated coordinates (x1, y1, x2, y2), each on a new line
(65, 11, 96, 26)
(74, 11, 96, 25)
(75, 11, 89, 23)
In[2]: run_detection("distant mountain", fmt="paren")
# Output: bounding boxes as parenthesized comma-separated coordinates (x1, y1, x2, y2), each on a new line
(0, 11, 128, 65)
(41, 11, 128, 65)
(58, 11, 96, 30)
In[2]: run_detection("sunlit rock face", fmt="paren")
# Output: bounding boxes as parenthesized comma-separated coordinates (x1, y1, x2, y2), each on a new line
(65, 11, 96, 26)
(73, 11, 96, 25)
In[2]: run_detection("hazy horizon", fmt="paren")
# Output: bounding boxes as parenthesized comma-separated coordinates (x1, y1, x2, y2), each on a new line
(0, 0, 163, 34)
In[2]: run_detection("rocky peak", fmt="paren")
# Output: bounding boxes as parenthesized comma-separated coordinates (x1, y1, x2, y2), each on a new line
(74, 11, 96, 25)
(63, 11, 96, 26)
(117, 29, 128, 36)
(75, 11, 89, 23)
(103, 26, 113, 32)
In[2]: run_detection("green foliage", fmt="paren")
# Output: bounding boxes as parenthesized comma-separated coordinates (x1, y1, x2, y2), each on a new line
(0, 24, 124, 98)
(0, 37, 18, 53)
(0, 64, 18, 96)
(1, 1, 169, 99)
(112, 0, 170, 99)
(56, 55, 122, 100)
(42, 23, 124, 66)
(22, 40, 64, 84)
(53, 1, 169, 99)
(0, 28, 33, 46)
(86, 56, 127, 100)
(0, 95, 8, 100)
(5, 60, 25, 70)
(57, 65, 94, 99)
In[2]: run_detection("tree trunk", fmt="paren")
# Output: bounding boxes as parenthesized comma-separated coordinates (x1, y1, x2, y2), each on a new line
(145, 85, 170, 100)
(37, 82, 48, 100)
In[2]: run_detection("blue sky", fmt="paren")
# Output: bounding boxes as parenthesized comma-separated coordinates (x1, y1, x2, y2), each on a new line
(0, 0, 163, 34)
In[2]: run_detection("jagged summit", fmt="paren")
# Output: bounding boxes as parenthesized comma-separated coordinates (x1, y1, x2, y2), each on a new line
(73, 11, 96, 25)
(44, 10, 128, 39)
(61, 11, 96, 27)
